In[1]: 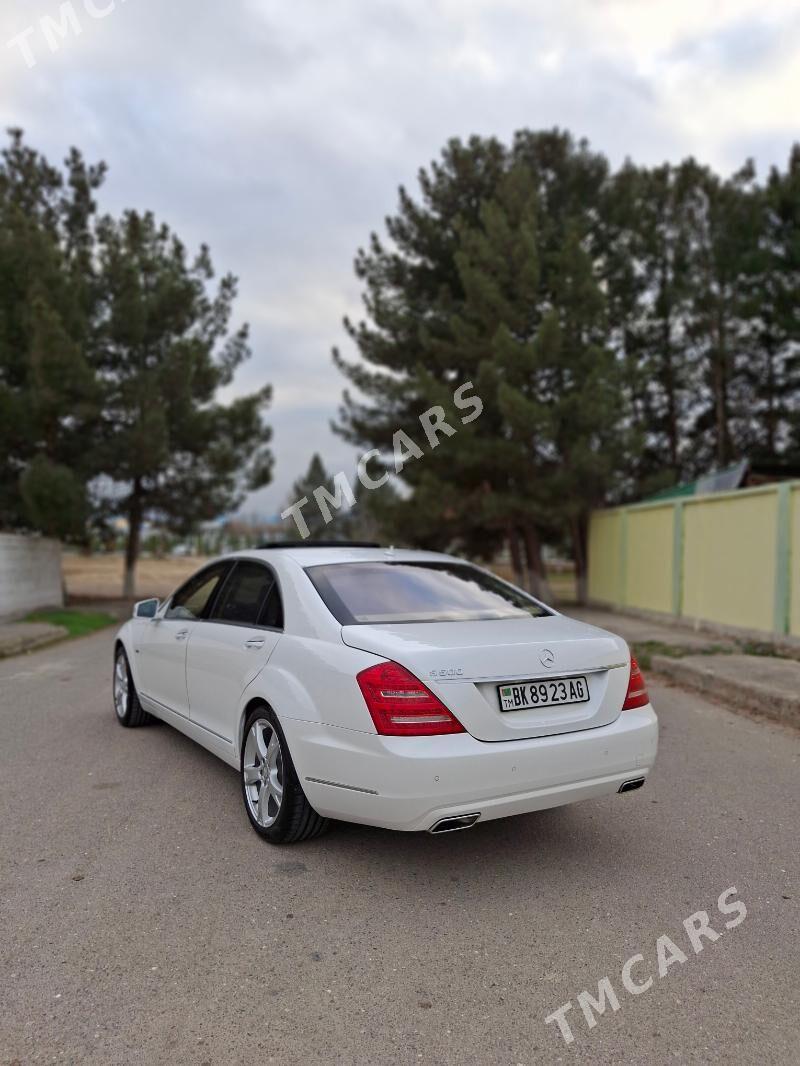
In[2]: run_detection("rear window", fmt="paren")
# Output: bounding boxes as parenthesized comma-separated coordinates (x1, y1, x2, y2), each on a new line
(211, 561, 280, 628)
(304, 562, 550, 625)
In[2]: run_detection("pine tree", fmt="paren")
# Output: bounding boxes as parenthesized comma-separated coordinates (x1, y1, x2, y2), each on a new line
(91, 210, 272, 595)
(340, 471, 400, 544)
(747, 147, 800, 457)
(443, 164, 554, 594)
(0, 130, 105, 535)
(333, 132, 625, 599)
(524, 229, 628, 601)
(284, 454, 336, 540)
(603, 162, 695, 492)
(333, 135, 508, 486)
(681, 160, 762, 470)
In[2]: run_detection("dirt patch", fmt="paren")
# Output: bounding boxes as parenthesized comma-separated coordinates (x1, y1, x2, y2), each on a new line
(63, 553, 211, 600)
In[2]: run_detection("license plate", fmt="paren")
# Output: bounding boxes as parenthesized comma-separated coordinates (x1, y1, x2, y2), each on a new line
(498, 675, 590, 711)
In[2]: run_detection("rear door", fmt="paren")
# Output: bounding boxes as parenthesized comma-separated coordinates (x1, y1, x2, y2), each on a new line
(186, 560, 283, 743)
(135, 561, 232, 718)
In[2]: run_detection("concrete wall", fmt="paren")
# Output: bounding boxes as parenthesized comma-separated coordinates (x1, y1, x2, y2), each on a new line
(682, 489, 777, 632)
(586, 510, 622, 605)
(0, 534, 63, 619)
(626, 504, 674, 615)
(588, 480, 800, 639)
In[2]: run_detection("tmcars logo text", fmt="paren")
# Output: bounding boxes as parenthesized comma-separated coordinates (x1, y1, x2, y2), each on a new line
(545, 886, 747, 1045)
(281, 380, 483, 539)
(7, 0, 129, 69)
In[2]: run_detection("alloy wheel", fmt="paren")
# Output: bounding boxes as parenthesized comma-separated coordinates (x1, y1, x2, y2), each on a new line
(242, 718, 284, 828)
(113, 653, 129, 718)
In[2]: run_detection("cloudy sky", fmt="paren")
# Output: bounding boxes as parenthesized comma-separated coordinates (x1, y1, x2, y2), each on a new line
(2, 0, 799, 517)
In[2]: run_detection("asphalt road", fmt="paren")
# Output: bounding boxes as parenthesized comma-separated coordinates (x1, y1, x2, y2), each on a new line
(1, 628, 798, 1066)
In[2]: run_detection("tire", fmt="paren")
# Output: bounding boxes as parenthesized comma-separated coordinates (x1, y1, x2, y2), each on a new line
(113, 646, 150, 728)
(240, 705, 329, 844)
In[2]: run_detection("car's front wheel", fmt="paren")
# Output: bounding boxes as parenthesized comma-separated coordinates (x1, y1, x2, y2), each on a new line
(240, 706, 329, 844)
(113, 646, 150, 727)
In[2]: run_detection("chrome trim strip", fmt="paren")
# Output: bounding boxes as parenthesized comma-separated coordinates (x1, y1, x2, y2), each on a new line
(305, 777, 379, 796)
(435, 663, 627, 684)
(139, 692, 230, 742)
(139, 691, 186, 717)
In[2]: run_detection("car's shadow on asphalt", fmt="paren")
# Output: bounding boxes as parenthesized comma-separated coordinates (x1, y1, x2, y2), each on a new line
(329, 802, 628, 866)
(140, 714, 659, 894)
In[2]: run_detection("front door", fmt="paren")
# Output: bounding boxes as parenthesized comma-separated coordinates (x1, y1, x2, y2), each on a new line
(186, 560, 283, 743)
(135, 561, 231, 718)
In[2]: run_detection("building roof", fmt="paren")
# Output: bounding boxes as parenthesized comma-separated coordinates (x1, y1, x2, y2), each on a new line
(646, 460, 749, 501)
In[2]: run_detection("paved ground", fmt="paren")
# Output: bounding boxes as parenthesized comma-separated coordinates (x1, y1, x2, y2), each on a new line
(570, 607, 800, 728)
(567, 607, 737, 653)
(0, 622, 67, 658)
(652, 653, 800, 728)
(1, 629, 798, 1066)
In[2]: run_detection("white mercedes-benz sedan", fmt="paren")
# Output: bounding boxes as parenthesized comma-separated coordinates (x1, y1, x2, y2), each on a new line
(113, 543, 658, 844)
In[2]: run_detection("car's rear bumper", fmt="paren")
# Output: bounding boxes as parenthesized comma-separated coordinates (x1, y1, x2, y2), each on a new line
(280, 706, 658, 832)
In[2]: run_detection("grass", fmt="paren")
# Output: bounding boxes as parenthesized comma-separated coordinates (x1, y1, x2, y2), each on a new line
(631, 641, 687, 671)
(25, 608, 118, 639)
(739, 640, 795, 660)
(632, 639, 735, 671)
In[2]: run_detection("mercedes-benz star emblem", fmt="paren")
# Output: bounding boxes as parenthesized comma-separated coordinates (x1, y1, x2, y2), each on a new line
(539, 648, 555, 668)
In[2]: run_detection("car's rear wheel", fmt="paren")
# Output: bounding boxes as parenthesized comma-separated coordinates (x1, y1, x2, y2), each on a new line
(113, 646, 149, 727)
(240, 706, 329, 844)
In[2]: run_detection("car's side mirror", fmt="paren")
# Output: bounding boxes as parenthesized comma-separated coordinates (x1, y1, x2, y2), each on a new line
(133, 598, 160, 619)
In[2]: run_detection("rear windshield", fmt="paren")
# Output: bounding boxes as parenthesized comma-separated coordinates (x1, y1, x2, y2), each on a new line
(304, 561, 550, 625)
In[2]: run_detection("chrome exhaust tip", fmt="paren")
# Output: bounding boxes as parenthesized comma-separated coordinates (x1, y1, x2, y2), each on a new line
(618, 777, 646, 793)
(429, 813, 481, 834)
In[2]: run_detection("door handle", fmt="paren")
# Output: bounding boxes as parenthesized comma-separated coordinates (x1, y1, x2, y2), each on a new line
(175, 629, 189, 641)
(244, 638, 265, 649)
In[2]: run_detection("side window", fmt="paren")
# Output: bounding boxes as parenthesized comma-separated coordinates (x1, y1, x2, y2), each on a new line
(259, 582, 284, 630)
(166, 564, 229, 621)
(211, 562, 276, 627)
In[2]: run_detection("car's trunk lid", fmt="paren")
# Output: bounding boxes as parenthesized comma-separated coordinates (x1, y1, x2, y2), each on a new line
(341, 615, 630, 741)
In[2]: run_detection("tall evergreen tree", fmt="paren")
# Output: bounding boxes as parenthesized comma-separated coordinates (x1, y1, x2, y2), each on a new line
(748, 147, 800, 457)
(603, 162, 694, 492)
(333, 135, 507, 483)
(530, 229, 628, 600)
(333, 132, 624, 599)
(91, 210, 272, 595)
(343, 472, 400, 543)
(681, 160, 762, 470)
(439, 163, 554, 593)
(0, 129, 105, 535)
(284, 454, 336, 540)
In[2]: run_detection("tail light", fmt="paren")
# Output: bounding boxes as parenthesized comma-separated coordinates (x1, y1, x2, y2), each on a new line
(622, 656, 649, 710)
(356, 661, 465, 736)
